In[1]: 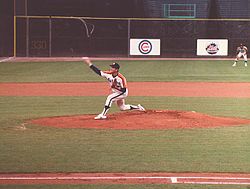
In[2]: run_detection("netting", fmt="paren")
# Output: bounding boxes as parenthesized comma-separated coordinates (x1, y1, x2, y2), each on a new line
(15, 16, 250, 57)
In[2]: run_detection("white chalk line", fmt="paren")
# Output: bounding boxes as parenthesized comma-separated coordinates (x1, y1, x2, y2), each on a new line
(1, 175, 250, 185)
(181, 181, 250, 185)
(1, 176, 250, 180)
(0, 57, 14, 63)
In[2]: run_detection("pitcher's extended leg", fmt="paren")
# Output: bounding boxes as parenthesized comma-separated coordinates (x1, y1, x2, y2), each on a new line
(117, 99, 145, 111)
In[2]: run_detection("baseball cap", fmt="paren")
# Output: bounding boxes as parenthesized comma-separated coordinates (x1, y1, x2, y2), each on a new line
(110, 62, 120, 69)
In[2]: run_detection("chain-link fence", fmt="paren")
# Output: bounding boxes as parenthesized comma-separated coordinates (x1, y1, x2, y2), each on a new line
(15, 16, 250, 57)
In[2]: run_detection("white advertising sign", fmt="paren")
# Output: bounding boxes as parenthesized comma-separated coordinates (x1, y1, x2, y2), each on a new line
(130, 39, 161, 55)
(197, 39, 228, 56)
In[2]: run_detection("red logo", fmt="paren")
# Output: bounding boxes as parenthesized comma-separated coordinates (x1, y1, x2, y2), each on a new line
(206, 42, 219, 55)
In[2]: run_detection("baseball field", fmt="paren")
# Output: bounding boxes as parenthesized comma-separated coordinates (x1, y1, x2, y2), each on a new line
(0, 58, 250, 189)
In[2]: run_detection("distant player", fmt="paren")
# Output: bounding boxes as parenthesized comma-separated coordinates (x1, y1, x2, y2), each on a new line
(232, 43, 248, 67)
(83, 58, 145, 120)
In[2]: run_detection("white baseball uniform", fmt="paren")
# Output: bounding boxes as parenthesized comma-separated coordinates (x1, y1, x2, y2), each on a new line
(233, 45, 248, 67)
(100, 70, 130, 110)
(87, 63, 145, 119)
(236, 46, 248, 61)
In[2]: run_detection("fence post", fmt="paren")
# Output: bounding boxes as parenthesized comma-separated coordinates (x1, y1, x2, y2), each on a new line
(13, 0, 16, 57)
(49, 17, 52, 57)
(127, 19, 130, 57)
(25, 0, 29, 57)
(26, 17, 29, 57)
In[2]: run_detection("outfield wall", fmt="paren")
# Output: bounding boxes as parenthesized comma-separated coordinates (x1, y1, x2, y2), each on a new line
(2, 0, 250, 57)
(15, 17, 250, 58)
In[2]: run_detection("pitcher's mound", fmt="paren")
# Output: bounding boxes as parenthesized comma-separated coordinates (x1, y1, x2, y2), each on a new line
(30, 110, 250, 130)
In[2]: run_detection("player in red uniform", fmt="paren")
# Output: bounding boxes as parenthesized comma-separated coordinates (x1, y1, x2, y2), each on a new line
(83, 58, 145, 120)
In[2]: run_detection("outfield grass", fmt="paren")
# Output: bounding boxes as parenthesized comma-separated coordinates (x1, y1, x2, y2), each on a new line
(0, 60, 250, 189)
(0, 60, 250, 82)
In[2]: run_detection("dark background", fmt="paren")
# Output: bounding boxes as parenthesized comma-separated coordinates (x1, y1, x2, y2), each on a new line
(1, 0, 250, 57)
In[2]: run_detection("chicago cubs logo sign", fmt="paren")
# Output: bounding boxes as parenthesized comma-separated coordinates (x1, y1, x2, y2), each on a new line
(130, 39, 160, 55)
(138, 40, 152, 54)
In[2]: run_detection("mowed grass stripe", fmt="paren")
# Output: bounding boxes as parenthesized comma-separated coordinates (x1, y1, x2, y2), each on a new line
(0, 60, 250, 82)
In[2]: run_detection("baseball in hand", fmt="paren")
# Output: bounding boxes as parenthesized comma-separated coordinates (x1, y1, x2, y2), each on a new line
(82, 57, 92, 66)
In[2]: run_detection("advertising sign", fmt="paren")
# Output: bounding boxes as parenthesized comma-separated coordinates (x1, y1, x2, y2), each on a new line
(197, 39, 228, 56)
(130, 39, 160, 55)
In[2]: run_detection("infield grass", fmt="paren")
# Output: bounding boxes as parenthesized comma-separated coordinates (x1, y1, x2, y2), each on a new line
(0, 96, 250, 173)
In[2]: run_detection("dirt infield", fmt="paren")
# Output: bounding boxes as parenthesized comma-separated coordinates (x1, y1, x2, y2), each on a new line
(30, 110, 250, 130)
(1, 172, 250, 185)
(1, 82, 250, 97)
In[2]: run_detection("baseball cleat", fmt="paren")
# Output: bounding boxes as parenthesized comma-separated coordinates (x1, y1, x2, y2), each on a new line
(138, 104, 145, 111)
(245, 63, 248, 67)
(94, 114, 107, 120)
(232, 63, 236, 67)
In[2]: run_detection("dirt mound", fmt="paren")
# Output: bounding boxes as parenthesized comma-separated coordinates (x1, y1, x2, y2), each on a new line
(30, 110, 250, 130)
